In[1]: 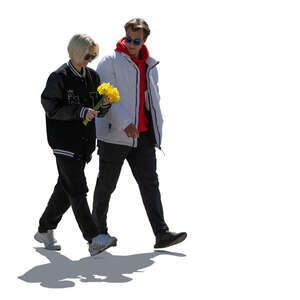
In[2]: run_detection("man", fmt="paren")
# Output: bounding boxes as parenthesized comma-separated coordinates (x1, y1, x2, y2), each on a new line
(92, 18, 187, 249)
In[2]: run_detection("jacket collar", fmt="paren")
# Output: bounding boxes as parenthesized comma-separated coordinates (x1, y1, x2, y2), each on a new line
(117, 52, 159, 68)
(67, 60, 86, 78)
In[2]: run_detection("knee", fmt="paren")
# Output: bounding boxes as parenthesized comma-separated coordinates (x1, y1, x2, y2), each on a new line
(138, 173, 159, 188)
(68, 182, 88, 198)
(95, 175, 118, 194)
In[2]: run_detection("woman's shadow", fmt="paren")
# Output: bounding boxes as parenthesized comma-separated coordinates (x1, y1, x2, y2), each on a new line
(18, 248, 186, 288)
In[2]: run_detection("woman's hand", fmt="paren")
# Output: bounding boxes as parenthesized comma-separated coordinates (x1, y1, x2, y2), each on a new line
(103, 96, 110, 106)
(85, 108, 99, 121)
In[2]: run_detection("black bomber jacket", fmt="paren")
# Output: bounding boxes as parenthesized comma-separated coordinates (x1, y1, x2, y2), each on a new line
(41, 61, 110, 162)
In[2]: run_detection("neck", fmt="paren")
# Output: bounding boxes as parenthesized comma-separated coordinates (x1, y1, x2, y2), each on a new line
(132, 52, 140, 59)
(71, 60, 82, 73)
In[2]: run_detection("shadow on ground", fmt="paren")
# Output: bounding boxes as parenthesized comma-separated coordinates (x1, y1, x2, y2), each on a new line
(18, 248, 186, 288)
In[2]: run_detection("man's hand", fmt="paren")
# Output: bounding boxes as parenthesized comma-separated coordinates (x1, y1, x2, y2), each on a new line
(124, 124, 139, 138)
(85, 108, 99, 121)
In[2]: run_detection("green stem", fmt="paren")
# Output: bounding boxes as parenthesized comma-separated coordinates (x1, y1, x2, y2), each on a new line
(82, 94, 104, 126)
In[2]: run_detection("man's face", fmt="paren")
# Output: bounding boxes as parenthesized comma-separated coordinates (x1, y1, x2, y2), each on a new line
(125, 28, 146, 58)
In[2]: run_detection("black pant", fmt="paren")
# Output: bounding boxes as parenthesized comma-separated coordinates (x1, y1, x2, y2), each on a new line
(92, 130, 169, 236)
(38, 156, 99, 242)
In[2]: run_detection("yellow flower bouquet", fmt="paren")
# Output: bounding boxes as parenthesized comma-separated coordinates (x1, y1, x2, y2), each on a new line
(83, 82, 120, 126)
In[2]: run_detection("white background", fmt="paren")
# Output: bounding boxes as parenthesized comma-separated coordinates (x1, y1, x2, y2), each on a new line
(1, 0, 300, 299)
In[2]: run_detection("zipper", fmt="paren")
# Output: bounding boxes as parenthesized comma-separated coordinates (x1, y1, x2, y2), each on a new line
(125, 56, 140, 148)
(134, 67, 139, 148)
(146, 62, 161, 149)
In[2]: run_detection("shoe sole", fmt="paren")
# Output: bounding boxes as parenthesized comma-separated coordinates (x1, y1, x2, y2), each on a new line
(34, 233, 61, 251)
(154, 233, 187, 249)
(90, 239, 117, 256)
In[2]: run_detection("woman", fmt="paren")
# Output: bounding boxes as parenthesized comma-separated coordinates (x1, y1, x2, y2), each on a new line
(34, 34, 117, 256)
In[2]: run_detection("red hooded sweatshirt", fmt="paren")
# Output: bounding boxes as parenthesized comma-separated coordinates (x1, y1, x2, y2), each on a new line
(115, 38, 149, 132)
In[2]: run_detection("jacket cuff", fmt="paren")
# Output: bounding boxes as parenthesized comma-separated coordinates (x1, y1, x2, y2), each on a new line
(80, 107, 88, 119)
(101, 103, 111, 109)
(97, 104, 111, 118)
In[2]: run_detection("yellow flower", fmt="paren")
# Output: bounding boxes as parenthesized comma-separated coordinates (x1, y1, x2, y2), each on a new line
(110, 88, 120, 102)
(97, 82, 120, 103)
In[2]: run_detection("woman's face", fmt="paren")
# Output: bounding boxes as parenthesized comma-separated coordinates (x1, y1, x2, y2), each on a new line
(80, 45, 97, 68)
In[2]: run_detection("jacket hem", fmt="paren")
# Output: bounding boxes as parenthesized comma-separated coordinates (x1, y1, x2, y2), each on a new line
(53, 149, 75, 158)
(96, 137, 136, 148)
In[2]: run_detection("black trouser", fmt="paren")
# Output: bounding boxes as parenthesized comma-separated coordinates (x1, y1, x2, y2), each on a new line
(38, 155, 99, 243)
(92, 130, 169, 236)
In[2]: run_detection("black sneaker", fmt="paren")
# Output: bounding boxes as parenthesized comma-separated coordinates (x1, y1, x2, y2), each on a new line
(154, 231, 187, 249)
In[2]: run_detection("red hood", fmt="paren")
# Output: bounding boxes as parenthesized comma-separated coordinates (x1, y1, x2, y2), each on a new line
(115, 37, 149, 62)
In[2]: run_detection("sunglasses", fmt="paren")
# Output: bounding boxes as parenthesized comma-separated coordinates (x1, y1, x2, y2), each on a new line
(125, 36, 142, 46)
(84, 53, 97, 60)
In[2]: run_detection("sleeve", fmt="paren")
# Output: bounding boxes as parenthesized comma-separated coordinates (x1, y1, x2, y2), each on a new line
(98, 103, 112, 117)
(96, 56, 132, 131)
(41, 72, 88, 121)
(152, 66, 161, 102)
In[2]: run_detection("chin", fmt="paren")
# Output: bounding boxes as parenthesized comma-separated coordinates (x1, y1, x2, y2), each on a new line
(129, 50, 137, 56)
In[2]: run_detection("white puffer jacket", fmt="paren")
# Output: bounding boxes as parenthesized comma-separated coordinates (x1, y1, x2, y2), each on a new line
(95, 51, 163, 148)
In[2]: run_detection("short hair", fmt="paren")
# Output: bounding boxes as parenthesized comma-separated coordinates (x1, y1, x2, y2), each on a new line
(124, 18, 151, 40)
(67, 34, 99, 64)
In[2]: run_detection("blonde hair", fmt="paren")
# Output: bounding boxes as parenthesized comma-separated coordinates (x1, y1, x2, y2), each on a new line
(124, 18, 151, 40)
(67, 34, 99, 64)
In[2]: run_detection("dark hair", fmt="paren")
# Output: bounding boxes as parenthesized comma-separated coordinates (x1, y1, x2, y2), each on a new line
(124, 18, 151, 40)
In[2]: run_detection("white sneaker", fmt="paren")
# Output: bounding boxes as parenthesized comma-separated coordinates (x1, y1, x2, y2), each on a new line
(88, 234, 117, 256)
(34, 230, 61, 251)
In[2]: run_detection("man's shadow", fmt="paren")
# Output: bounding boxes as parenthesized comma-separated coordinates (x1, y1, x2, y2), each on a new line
(18, 248, 186, 288)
